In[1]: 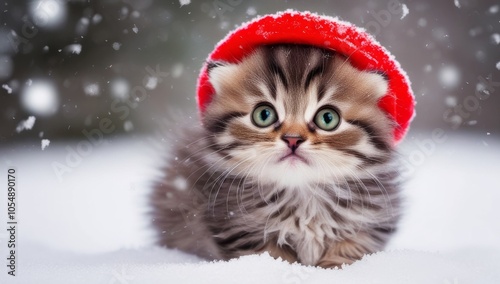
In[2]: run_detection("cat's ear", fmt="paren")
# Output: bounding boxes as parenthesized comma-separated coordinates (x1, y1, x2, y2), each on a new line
(365, 71, 389, 100)
(207, 60, 239, 95)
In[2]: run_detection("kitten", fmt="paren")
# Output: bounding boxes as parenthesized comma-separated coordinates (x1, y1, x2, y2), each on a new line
(150, 44, 401, 268)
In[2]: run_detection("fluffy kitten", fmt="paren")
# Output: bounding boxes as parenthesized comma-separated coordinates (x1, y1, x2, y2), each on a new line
(150, 44, 401, 268)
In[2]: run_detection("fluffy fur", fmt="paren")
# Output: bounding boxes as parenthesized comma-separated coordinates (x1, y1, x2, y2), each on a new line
(150, 44, 402, 268)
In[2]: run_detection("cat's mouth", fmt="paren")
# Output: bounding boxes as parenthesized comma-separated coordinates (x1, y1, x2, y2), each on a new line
(278, 153, 309, 165)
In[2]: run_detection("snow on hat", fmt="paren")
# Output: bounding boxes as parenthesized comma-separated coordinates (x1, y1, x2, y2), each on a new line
(196, 10, 415, 144)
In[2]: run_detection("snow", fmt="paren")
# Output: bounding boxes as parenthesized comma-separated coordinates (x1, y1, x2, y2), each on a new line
(15, 115, 36, 133)
(64, 44, 82, 55)
(83, 82, 100, 96)
(123, 120, 134, 132)
(145, 76, 158, 90)
(179, 0, 190, 6)
(489, 4, 499, 14)
(29, 0, 67, 28)
(41, 139, 50, 150)
(444, 96, 457, 107)
(132, 24, 139, 34)
(0, 55, 13, 80)
(2, 248, 499, 284)
(454, 0, 461, 9)
(75, 17, 89, 36)
(171, 63, 184, 78)
(491, 33, 500, 45)
(438, 65, 460, 88)
(131, 11, 140, 18)
(246, 7, 257, 16)
(110, 78, 130, 100)
(0, 132, 499, 283)
(172, 176, 188, 191)
(400, 4, 409, 19)
(417, 18, 427, 27)
(112, 42, 122, 51)
(2, 83, 12, 94)
(496, 61, 500, 70)
(92, 13, 102, 24)
(21, 80, 59, 116)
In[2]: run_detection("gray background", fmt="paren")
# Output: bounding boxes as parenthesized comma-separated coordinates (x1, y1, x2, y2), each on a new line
(0, 0, 499, 146)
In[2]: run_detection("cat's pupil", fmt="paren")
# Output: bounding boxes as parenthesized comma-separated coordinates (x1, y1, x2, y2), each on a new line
(323, 112, 333, 124)
(260, 109, 270, 121)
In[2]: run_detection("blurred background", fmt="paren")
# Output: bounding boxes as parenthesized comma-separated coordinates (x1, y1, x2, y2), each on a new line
(0, 0, 498, 146)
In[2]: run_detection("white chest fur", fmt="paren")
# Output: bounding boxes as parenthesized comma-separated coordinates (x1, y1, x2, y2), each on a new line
(262, 186, 362, 265)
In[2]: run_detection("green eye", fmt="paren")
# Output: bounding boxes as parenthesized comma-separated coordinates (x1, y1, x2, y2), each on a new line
(314, 108, 340, 131)
(252, 104, 277, 128)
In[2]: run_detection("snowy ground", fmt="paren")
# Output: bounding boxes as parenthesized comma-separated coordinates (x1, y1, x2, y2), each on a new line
(0, 131, 499, 283)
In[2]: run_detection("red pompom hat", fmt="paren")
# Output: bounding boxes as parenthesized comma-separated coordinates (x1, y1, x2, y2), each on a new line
(197, 10, 415, 144)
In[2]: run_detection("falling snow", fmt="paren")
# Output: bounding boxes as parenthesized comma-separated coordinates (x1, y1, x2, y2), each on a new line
(21, 81, 59, 116)
(489, 5, 499, 14)
(112, 42, 122, 51)
(401, 4, 409, 19)
(131, 11, 140, 18)
(76, 17, 90, 35)
(124, 120, 134, 132)
(41, 139, 51, 150)
(2, 84, 12, 94)
(491, 33, 500, 45)
(84, 83, 100, 96)
(454, 0, 461, 8)
(29, 0, 67, 28)
(16, 116, 36, 133)
(469, 27, 482, 37)
(65, 44, 82, 55)
(145, 76, 158, 90)
(445, 96, 457, 107)
(0, 56, 13, 80)
(172, 176, 188, 191)
(179, 0, 190, 6)
(92, 14, 102, 24)
(110, 78, 130, 100)
(476, 81, 491, 96)
(417, 18, 427, 27)
(246, 7, 257, 16)
(496, 61, 500, 70)
(439, 65, 461, 88)
(132, 24, 139, 34)
(171, 64, 184, 78)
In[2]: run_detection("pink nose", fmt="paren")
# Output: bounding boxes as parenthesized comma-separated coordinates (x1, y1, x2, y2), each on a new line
(281, 135, 305, 151)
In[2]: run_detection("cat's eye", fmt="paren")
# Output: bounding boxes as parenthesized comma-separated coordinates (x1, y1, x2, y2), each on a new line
(252, 104, 278, 128)
(314, 108, 340, 131)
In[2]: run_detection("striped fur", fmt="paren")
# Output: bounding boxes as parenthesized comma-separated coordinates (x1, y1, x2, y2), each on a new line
(150, 45, 402, 267)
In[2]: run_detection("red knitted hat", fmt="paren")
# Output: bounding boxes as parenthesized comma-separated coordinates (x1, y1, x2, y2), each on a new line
(197, 10, 415, 144)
